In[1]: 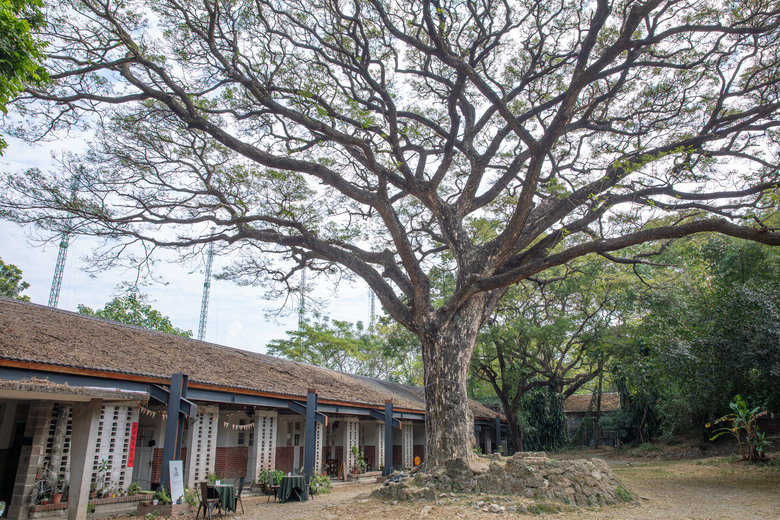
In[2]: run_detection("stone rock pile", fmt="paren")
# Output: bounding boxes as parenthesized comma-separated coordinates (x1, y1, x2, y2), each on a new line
(374, 452, 626, 507)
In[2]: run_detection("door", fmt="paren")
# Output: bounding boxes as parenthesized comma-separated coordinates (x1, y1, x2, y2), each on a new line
(132, 447, 154, 490)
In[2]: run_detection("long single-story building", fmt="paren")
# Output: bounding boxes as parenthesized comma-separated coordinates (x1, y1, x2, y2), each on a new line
(0, 297, 504, 519)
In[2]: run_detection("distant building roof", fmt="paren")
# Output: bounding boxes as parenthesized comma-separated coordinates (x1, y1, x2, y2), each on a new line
(564, 392, 620, 414)
(0, 297, 498, 419)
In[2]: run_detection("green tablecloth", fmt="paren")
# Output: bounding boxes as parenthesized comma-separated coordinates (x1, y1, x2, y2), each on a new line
(279, 476, 308, 503)
(213, 484, 236, 512)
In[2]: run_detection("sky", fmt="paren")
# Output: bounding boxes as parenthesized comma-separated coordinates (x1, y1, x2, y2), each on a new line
(0, 137, 374, 354)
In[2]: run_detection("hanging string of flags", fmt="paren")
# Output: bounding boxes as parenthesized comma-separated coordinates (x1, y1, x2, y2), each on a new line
(139, 405, 167, 419)
(224, 421, 255, 431)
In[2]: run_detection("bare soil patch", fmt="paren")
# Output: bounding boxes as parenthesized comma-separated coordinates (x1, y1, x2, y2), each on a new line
(128, 457, 780, 519)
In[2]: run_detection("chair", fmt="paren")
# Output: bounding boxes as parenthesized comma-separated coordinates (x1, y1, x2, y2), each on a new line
(234, 476, 245, 514)
(196, 482, 222, 520)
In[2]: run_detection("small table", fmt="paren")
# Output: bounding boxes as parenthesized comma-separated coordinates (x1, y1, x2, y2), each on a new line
(279, 475, 308, 503)
(212, 484, 236, 513)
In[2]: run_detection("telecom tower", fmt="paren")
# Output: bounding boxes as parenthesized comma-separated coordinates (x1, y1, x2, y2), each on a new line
(369, 290, 376, 331)
(48, 174, 81, 307)
(298, 268, 306, 330)
(197, 239, 216, 340)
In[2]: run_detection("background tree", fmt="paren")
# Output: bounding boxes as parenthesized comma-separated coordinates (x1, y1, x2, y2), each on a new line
(0, 256, 30, 300)
(470, 261, 629, 451)
(2, 0, 780, 469)
(268, 312, 424, 383)
(78, 293, 193, 337)
(605, 234, 780, 444)
(0, 0, 47, 153)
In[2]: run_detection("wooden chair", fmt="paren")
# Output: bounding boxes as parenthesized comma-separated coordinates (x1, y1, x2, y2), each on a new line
(196, 481, 222, 520)
(234, 476, 245, 514)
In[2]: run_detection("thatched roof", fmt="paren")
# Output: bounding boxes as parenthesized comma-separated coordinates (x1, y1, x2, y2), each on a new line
(0, 297, 498, 419)
(564, 392, 621, 413)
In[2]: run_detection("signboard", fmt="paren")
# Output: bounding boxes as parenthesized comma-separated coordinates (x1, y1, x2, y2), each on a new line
(127, 422, 139, 467)
(169, 460, 185, 504)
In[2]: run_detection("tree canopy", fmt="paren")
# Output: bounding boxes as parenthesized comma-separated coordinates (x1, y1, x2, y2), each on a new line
(2, 0, 780, 468)
(267, 312, 423, 384)
(0, 0, 48, 153)
(0, 256, 30, 300)
(78, 294, 193, 337)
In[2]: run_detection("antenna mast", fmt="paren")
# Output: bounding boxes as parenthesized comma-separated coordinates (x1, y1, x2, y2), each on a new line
(298, 268, 306, 330)
(197, 236, 216, 340)
(48, 174, 81, 307)
(369, 290, 376, 331)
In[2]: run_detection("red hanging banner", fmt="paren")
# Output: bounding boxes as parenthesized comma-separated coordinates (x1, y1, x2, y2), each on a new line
(127, 422, 139, 468)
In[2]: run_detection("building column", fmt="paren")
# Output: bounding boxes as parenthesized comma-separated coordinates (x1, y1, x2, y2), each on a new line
(91, 404, 140, 493)
(8, 401, 54, 520)
(343, 418, 360, 474)
(247, 409, 277, 483)
(68, 399, 102, 520)
(161, 372, 188, 491)
(401, 422, 414, 469)
(376, 421, 385, 471)
(383, 400, 393, 476)
(184, 405, 219, 487)
(303, 389, 318, 481)
(314, 421, 324, 475)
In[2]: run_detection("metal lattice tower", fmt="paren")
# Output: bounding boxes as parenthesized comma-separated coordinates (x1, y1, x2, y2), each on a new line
(48, 237, 69, 307)
(369, 290, 376, 331)
(197, 239, 216, 340)
(298, 268, 306, 330)
(48, 174, 81, 307)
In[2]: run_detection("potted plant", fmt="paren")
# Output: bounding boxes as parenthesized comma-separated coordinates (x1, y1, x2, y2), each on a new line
(152, 485, 172, 506)
(128, 481, 142, 496)
(51, 476, 67, 505)
(351, 446, 366, 474)
(257, 469, 271, 493)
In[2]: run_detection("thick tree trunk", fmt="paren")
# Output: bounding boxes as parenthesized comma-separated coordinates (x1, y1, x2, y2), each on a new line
(421, 299, 485, 470)
(592, 365, 603, 449)
(505, 408, 523, 453)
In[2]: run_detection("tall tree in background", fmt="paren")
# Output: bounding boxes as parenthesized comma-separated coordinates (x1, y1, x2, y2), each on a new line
(471, 262, 626, 451)
(268, 312, 423, 384)
(78, 294, 193, 337)
(0, 256, 30, 300)
(2, 0, 780, 468)
(605, 234, 780, 442)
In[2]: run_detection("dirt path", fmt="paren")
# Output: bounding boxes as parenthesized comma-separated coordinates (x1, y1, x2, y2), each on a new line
(138, 458, 780, 519)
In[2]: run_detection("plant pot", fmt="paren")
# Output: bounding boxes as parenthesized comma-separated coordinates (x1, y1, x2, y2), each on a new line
(152, 499, 159, 505)
(52, 493, 63, 505)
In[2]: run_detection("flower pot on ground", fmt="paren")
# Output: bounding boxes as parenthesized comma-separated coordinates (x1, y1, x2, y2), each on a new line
(52, 493, 63, 505)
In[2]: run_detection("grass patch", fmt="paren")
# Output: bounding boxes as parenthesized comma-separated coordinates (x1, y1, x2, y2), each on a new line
(615, 485, 634, 502)
(531, 502, 561, 514)
(628, 442, 664, 456)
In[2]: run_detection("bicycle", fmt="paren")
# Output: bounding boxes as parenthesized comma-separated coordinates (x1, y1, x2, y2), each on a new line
(30, 461, 58, 505)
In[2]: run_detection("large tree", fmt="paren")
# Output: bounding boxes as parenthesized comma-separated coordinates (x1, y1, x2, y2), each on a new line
(2, 0, 780, 469)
